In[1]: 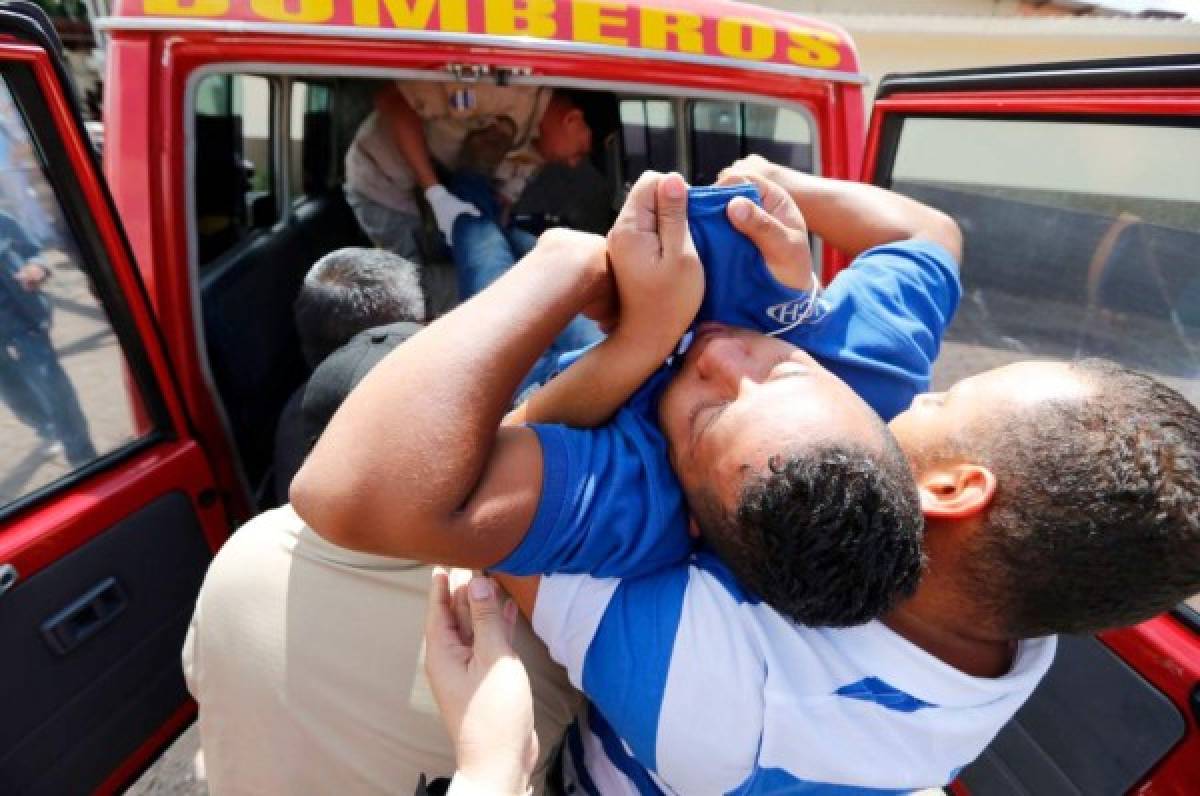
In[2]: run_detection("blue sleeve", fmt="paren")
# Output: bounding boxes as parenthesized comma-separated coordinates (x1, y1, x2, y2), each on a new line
(791, 239, 961, 421)
(492, 386, 693, 577)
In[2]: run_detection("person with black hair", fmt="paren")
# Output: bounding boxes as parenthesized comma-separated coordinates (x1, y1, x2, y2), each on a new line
(273, 246, 425, 502)
(292, 246, 426, 368)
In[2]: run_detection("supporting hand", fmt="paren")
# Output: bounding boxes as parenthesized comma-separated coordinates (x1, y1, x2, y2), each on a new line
(426, 184, 481, 246)
(425, 569, 536, 796)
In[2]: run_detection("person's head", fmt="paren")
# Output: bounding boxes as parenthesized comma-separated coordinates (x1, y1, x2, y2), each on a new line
(659, 323, 926, 626)
(890, 359, 1200, 638)
(293, 247, 425, 367)
(536, 90, 608, 168)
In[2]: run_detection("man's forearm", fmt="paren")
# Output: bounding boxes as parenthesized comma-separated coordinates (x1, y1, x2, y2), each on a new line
(379, 88, 439, 190)
(291, 231, 605, 552)
(507, 327, 674, 429)
(762, 166, 961, 261)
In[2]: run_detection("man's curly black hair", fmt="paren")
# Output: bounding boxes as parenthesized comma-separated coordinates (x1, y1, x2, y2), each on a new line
(958, 359, 1200, 637)
(696, 430, 925, 627)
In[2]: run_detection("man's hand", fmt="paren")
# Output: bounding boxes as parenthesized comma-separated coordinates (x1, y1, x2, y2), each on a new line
(425, 569, 536, 796)
(509, 173, 700, 430)
(717, 171, 814, 291)
(720, 155, 962, 261)
(426, 185, 481, 246)
(606, 171, 703, 346)
(14, 262, 48, 292)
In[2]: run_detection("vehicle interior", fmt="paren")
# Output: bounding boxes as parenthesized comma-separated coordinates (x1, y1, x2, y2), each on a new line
(190, 73, 818, 509)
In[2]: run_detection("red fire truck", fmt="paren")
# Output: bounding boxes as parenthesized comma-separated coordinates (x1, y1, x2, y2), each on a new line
(0, 0, 1195, 791)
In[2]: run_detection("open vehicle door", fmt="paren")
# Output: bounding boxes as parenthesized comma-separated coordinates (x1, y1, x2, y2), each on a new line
(0, 3, 226, 792)
(862, 55, 1200, 794)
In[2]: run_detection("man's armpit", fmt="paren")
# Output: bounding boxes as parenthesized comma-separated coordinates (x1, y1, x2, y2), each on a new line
(447, 425, 545, 568)
(495, 574, 540, 622)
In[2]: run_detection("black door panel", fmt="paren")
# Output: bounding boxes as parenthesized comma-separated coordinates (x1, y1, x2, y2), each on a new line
(961, 635, 1185, 795)
(0, 492, 210, 794)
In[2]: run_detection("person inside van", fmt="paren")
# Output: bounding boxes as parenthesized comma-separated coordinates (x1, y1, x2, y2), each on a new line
(293, 162, 1200, 794)
(345, 82, 596, 271)
(273, 246, 426, 503)
(345, 81, 608, 371)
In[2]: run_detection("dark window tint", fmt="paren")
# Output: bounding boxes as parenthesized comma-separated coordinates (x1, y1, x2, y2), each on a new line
(690, 100, 813, 185)
(619, 98, 676, 181)
(289, 81, 334, 202)
(193, 74, 278, 267)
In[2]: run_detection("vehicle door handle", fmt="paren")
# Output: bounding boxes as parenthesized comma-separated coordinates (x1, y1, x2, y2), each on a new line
(0, 563, 16, 599)
(41, 577, 128, 656)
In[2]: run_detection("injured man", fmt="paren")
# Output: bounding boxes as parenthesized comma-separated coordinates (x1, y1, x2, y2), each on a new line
(193, 158, 1200, 795)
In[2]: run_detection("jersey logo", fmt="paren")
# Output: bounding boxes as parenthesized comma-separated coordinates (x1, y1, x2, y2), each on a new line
(766, 297, 812, 327)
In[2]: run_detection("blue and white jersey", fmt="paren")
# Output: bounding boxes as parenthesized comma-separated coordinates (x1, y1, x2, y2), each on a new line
(535, 552, 1057, 795)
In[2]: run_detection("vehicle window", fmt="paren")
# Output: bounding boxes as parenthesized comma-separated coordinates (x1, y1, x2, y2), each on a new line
(887, 116, 1200, 624)
(193, 74, 279, 267)
(619, 98, 677, 182)
(0, 80, 151, 508)
(690, 100, 814, 185)
(289, 81, 334, 203)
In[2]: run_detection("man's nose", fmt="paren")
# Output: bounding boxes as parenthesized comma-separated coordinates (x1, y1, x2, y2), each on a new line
(695, 337, 753, 391)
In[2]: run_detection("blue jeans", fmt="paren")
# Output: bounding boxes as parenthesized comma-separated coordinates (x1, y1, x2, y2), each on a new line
(1, 328, 97, 466)
(448, 173, 603, 396)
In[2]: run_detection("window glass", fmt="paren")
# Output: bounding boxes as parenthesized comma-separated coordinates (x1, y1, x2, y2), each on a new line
(619, 98, 676, 183)
(289, 81, 334, 202)
(690, 100, 814, 185)
(889, 117, 1200, 620)
(0, 80, 149, 507)
(193, 74, 278, 267)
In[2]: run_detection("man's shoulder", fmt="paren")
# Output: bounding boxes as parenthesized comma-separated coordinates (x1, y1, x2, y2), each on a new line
(836, 238, 960, 295)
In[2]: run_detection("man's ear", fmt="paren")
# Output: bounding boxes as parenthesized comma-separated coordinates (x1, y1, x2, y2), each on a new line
(918, 464, 996, 520)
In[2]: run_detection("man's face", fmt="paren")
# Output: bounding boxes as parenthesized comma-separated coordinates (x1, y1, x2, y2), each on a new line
(889, 360, 1090, 470)
(659, 323, 885, 513)
(539, 108, 592, 167)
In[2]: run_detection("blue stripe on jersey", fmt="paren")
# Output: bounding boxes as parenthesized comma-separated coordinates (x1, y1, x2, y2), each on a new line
(581, 565, 689, 770)
(834, 677, 936, 713)
(692, 550, 761, 604)
(727, 766, 914, 795)
(590, 706, 667, 795)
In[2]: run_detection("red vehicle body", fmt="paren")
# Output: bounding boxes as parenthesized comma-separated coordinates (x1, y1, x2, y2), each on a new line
(0, 0, 1195, 791)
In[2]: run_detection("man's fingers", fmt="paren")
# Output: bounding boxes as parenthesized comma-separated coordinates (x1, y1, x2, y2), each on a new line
(617, 170, 663, 234)
(715, 170, 749, 187)
(466, 575, 514, 662)
(727, 196, 813, 290)
(425, 567, 469, 662)
(655, 172, 690, 255)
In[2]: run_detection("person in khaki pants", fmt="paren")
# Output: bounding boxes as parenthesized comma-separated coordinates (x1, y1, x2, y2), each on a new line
(183, 505, 580, 795)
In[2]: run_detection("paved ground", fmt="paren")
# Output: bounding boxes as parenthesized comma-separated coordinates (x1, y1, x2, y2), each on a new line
(126, 726, 206, 796)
